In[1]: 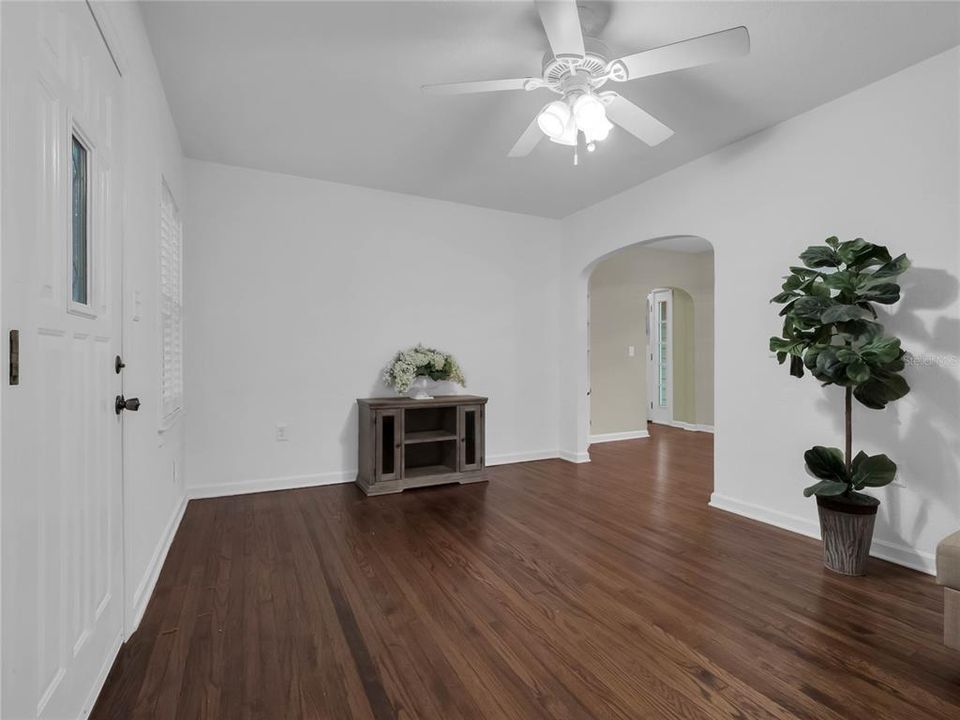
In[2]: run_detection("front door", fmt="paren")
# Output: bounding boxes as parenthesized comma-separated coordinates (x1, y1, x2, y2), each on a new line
(1, 2, 125, 717)
(647, 289, 673, 425)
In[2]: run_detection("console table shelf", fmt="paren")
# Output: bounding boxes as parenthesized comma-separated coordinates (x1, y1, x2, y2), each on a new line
(356, 395, 487, 496)
(404, 430, 458, 445)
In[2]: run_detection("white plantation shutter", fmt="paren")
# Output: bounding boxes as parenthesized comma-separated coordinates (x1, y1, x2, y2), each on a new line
(160, 181, 183, 422)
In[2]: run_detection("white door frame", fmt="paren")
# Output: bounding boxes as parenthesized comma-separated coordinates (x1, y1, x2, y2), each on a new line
(647, 288, 673, 424)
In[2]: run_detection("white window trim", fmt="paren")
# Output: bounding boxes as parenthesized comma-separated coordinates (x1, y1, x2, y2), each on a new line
(158, 178, 183, 431)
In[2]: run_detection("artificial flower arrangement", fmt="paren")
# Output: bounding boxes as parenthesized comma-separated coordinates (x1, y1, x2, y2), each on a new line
(383, 344, 466, 394)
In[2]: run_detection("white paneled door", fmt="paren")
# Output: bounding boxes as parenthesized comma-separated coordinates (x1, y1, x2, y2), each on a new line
(2, 2, 125, 718)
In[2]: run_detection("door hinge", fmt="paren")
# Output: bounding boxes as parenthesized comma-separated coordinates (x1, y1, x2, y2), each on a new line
(9, 330, 19, 385)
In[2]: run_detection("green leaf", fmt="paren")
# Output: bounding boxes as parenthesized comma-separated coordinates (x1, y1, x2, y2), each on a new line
(770, 291, 799, 304)
(850, 450, 868, 471)
(856, 301, 878, 319)
(853, 370, 910, 409)
(851, 453, 897, 489)
(844, 320, 883, 343)
(804, 446, 848, 482)
(799, 246, 841, 268)
(789, 355, 805, 378)
(821, 304, 863, 323)
(781, 274, 805, 292)
(803, 346, 822, 370)
(858, 282, 901, 304)
(803, 480, 849, 498)
(860, 336, 901, 366)
(792, 296, 831, 322)
(824, 236, 840, 249)
(808, 281, 832, 300)
(845, 360, 871, 384)
(821, 271, 857, 293)
(814, 347, 848, 384)
(884, 350, 906, 373)
(838, 239, 892, 268)
(865, 253, 911, 282)
(770, 337, 805, 356)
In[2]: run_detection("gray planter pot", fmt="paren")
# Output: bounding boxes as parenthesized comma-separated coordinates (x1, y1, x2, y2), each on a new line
(816, 496, 878, 576)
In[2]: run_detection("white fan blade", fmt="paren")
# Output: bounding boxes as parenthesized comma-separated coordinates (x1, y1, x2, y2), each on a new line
(536, 0, 585, 60)
(613, 26, 750, 81)
(422, 78, 537, 95)
(603, 93, 674, 146)
(508, 114, 544, 157)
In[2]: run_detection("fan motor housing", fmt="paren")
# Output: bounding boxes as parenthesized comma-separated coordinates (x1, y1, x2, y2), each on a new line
(541, 37, 612, 93)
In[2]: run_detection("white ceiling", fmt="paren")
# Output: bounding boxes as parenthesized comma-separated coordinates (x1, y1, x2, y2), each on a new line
(141, 1, 960, 218)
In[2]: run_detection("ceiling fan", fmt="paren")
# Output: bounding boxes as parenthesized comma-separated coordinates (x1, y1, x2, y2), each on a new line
(422, 0, 750, 161)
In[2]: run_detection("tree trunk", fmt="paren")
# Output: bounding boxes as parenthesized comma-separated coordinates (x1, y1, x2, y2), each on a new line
(845, 386, 852, 474)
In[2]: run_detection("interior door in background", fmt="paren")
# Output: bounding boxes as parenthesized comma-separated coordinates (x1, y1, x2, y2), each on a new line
(647, 289, 673, 425)
(1, 2, 125, 717)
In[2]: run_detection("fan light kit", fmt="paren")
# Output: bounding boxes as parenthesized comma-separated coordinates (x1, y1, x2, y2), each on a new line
(422, 0, 751, 165)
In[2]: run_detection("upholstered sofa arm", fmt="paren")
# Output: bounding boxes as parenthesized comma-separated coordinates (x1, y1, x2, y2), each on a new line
(937, 530, 960, 589)
(938, 530, 960, 651)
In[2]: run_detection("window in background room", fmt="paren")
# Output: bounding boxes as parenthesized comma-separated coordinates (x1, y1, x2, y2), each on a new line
(160, 179, 183, 423)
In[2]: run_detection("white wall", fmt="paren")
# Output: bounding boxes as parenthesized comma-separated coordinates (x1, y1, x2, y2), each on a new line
(108, 3, 187, 632)
(589, 246, 714, 435)
(181, 47, 958, 575)
(183, 160, 562, 496)
(560, 47, 960, 573)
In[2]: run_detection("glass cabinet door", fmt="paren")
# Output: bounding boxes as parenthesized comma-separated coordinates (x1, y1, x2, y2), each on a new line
(376, 409, 402, 482)
(458, 405, 484, 472)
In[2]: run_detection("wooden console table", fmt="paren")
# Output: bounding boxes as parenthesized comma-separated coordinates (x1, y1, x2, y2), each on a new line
(356, 395, 487, 495)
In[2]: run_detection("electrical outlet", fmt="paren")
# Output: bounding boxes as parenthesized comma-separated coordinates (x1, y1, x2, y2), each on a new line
(275, 423, 289, 442)
(628, 345, 635, 357)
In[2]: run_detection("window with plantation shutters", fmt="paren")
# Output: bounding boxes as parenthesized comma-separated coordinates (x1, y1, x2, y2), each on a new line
(160, 180, 183, 423)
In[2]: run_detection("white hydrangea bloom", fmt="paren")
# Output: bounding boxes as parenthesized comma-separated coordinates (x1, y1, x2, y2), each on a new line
(383, 344, 466, 393)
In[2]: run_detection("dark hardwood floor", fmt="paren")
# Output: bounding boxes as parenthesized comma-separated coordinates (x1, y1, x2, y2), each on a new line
(92, 425, 960, 719)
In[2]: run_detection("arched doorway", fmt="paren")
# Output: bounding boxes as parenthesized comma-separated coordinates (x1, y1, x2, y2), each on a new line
(578, 235, 716, 468)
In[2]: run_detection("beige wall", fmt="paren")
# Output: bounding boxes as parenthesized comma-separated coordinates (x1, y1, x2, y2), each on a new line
(589, 245, 714, 436)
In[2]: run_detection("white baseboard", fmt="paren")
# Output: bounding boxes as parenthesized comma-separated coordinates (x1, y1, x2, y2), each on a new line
(182, 447, 601, 509)
(871, 537, 937, 575)
(559, 449, 591, 463)
(79, 630, 123, 719)
(128, 493, 188, 636)
(589, 430, 650, 444)
(656, 420, 714, 433)
(487, 450, 559, 466)
(189, 452, 577, 499)
(188, 469, 355, 500)
(709, 492, 936, 575)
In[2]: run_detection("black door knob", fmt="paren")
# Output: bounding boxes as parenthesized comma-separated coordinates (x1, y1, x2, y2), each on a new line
(115, 395, 141, 415)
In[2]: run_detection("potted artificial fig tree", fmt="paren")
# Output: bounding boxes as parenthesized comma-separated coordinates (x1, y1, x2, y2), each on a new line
(770, 237, 910, 576)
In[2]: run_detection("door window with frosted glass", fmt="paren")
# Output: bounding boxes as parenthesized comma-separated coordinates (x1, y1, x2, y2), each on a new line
(71, 135, 89, 305)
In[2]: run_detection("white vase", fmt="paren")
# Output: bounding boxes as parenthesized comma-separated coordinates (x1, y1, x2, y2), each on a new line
(407, 376, 433, 400)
